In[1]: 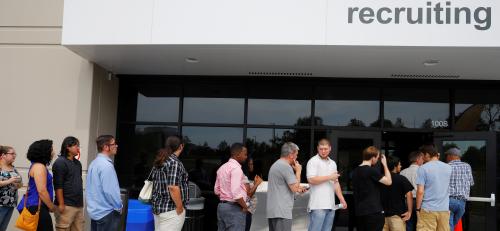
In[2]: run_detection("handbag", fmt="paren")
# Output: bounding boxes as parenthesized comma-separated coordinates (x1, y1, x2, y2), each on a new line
(138, 168, 154, 203)
(16, 186, 41, 231)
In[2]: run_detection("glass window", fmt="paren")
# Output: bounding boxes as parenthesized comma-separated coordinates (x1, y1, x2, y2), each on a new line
(183, 98, 244, 124)
(181, 126, 243, 190)
(136, 93, 179, 122)
(384, 101, 449, 129)
(248, 99, 311, 125)
(115, 125, 179, 197)
(246, 128, 311, 180)
(315, 100, 379, 127)
(383, 87, 450, 129)
(455, 89, 500, 131)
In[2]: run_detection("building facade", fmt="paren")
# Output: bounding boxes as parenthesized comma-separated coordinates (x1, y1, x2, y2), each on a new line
(2, 0, 500, 230)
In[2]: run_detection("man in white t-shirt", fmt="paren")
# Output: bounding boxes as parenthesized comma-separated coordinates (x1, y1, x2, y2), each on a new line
(306, 139, 347, 231)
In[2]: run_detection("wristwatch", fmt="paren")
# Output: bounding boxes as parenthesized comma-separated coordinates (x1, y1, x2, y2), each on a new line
(416, 208, 421, 212)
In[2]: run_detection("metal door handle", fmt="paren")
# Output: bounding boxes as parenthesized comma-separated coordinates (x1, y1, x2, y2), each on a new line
(468, 193, 495, 207)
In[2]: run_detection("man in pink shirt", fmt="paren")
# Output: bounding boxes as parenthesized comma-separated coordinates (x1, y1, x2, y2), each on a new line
(214, 143, 249, 231)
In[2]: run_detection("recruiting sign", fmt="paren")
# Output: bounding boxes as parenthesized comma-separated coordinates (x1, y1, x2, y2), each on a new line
(327, 0, 499, 46)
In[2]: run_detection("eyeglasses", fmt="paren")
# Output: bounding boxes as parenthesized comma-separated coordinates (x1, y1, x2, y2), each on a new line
(5, 152, 16, 156)
(107, 143, 118, 147)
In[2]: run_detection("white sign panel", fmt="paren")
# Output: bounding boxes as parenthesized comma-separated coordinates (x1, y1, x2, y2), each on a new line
(327, 0, 500, 46)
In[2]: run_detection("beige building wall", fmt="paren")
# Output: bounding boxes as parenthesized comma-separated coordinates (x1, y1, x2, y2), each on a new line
(0, 0, 119, 229)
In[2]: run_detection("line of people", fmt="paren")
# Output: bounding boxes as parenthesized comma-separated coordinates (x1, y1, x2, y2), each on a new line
(1, 135, 473, 231)
(214, 139, 347, 231)
(354, 144, 474, 231)
(214, 140, 474, 231)
(0, 135, 124, 231)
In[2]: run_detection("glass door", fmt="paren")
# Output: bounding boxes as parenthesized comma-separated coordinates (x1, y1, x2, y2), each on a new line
(324, 130, 381, 231)
(434, 132, 496, 231)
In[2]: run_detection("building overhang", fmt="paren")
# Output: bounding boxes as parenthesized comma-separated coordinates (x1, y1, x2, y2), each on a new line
(62, 0, 500, 80)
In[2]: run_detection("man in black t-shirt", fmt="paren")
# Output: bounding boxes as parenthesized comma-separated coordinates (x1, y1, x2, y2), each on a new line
(381, 156, 414, 231)
(352, 146, 392, 231)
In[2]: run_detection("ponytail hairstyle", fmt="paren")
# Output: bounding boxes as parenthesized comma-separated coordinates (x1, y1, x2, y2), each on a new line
(153, 135, 183, 167)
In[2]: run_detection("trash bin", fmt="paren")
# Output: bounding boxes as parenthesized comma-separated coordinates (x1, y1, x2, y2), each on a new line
(126, 199, 154, 231)
(119, 188, 129, 231)
(182, 197, 205, 231)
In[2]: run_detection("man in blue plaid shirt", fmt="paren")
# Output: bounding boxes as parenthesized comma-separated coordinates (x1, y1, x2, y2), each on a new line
(445, 147, 474, 230)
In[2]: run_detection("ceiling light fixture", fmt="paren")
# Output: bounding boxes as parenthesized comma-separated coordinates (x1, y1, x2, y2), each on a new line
(185, 57, 199, 63)
(423, 59, 440, 66)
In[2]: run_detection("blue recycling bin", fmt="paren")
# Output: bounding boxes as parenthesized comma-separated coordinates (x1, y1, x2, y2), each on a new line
(126, 199, 154, 231)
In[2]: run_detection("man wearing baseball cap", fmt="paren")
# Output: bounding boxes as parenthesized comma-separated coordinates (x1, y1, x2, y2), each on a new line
(445, 147, 474, 230)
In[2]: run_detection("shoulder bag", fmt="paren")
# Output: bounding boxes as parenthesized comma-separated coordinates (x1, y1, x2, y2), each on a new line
(16, 185, 41, 231)
(138, 168, 154, 203)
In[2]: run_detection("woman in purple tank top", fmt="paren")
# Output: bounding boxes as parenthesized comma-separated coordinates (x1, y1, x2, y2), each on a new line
(22, 140, 57, 231)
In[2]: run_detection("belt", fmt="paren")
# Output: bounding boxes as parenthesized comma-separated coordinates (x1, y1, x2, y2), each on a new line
(220, 200, 238, 205)
(450, 196, 467, 201)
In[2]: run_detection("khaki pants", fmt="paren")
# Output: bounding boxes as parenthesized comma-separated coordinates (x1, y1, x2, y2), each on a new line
(154, 209, 186, 231)
(417, 209, 450, 231)
(55, 206, 85, 231)
(383, 215, 406, 231)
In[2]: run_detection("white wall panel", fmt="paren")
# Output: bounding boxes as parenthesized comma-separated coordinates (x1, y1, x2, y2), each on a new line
(62, 0, 154, 44)
(151, 0, 327, 44)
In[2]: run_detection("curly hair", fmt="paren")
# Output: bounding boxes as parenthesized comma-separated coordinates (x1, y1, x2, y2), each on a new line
(27, 139, 53, 165)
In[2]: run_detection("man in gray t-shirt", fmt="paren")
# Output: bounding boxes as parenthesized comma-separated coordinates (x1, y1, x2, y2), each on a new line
(267, 142, 307, 231)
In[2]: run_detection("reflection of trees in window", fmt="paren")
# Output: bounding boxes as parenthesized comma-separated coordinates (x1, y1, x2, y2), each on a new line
(393, 118, 406, 128)
(456, 104, 500, 131)
(421, 119, 433, 129)
(246, 117, 312, 180)
(182, 136, 231, 189)
(482, 104, 500, 130)
(369, 118, 392, 128)
(347, 118, 366, 127)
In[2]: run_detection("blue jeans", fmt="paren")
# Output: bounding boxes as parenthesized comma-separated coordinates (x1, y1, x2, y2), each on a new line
(91, 211, 121, 231)
(308, 209, 335, 231)
(449, 198, 466, 230)
(0, 206, 14, 231)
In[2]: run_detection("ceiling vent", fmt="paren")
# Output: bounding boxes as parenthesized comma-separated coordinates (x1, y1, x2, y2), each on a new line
(249, 72, 313, 77)
(391, 74, 460, 79)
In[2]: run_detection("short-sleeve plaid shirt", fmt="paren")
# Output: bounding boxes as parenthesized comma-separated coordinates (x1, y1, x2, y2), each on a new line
(151, 154, 189, 214)
(448, 160, 474, 200)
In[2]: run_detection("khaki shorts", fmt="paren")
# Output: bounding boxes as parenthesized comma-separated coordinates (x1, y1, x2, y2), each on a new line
(55, 205, 85, 231)
(383, 215, 406, 231)
(416, 209, 450, 231)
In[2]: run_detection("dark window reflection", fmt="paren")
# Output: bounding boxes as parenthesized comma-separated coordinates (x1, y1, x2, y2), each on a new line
(181, 126, 243, 190)
(384, 102, 449, 129)
(136, 93, 179, 122)
(248, 99, 311, 125)
(115, 125, 179, 197)
(315, 100, 379, 127)
(246, 128, 311, 180)
(183, 98, 244, 124)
